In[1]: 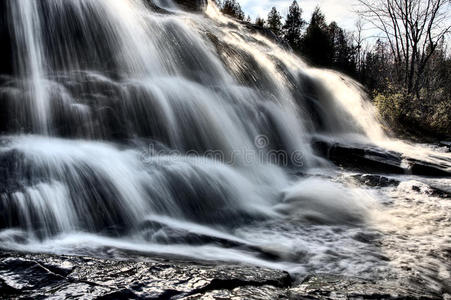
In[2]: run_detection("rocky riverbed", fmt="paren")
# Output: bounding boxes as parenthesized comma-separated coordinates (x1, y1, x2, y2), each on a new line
(0, 250, 444, 299)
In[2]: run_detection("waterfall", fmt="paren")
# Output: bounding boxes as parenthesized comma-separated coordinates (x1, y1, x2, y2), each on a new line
(0, 0, 449, 284)
(0, 0, 318, 240)
(8, 0, 49, 133)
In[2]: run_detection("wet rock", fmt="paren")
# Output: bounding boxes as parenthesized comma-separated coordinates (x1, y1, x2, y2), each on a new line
(439, 141, 451, 151)
(139, 220, 286, 261)
(0, 149, 27, 194)
(0, 257, 71, 296)
(0, 251, 291, 299)
(406, 158, 451, 177)
(173, 0, 207, 12)
(143, 1, 173, 14)
(206, 32, 281, 92)
(428, 187, 451, 199)
(409, 183, 451, 199)
(140, 219, 245, 247)
(352, 174, 400, 187)
(313, 140, 405, 174)
(289, 274, 441, 299)
(0, 251, 442, 299)
(185, 284, 284, 299)
(314, 140, 451, 177)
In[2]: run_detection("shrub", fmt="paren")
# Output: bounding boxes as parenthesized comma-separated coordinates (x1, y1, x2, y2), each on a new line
(374, 89, 451, 139)
(374, 92, 404, 125)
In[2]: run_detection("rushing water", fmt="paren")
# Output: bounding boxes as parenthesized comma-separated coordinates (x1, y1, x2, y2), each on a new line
(0, 0, 450, 295)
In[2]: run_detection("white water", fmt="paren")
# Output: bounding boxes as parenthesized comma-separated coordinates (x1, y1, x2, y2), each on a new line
(0, 0, 450, 294)
(8, 0, 49, 133)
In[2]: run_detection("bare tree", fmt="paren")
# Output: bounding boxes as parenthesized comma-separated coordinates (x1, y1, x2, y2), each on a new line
(354, 19, 367, 73)
(357, 0, 451, 96)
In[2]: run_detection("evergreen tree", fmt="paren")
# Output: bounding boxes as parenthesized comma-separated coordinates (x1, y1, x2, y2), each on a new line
(221, 0, 234, 16)
(235, 3, 245, 20)
(328, 21, 356, 75)
(255, 17, 265, 27)
(283, 1, 306, 50)
(267, 7, 283, 37)
(361, 39, 391, 93)
(299, 6, 332, 66)
(221, 0, 244, 20)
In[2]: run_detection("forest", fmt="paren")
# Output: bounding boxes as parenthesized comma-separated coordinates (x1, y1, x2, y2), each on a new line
(217, 0, 451, 140)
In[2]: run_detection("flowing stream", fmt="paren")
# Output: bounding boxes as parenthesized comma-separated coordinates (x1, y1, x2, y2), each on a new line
(0, 0, 450, 294)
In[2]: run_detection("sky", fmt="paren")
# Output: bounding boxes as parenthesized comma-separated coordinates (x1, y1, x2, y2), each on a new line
(240, 0, 362, 32)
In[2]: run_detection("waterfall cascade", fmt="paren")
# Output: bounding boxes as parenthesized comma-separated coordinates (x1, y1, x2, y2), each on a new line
(0, 0, 450, 291)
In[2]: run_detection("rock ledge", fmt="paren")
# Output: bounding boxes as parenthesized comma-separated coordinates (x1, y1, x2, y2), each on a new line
(0, 251, 442, 299)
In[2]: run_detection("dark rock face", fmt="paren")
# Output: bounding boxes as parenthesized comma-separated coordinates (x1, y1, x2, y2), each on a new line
(313, 140, 405, 174)
(0, 1, 14, 76)
(0, 251, 441, 299)
(406, 158, 451, 177)
(173, 0, 207, 12)
(313, 139, 451, 177)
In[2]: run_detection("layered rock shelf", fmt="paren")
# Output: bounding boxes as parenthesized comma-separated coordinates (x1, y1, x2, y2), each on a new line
(0, 251, 441, 299)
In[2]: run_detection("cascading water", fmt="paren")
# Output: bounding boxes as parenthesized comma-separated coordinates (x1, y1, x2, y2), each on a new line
(0, 0, 450, 294)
